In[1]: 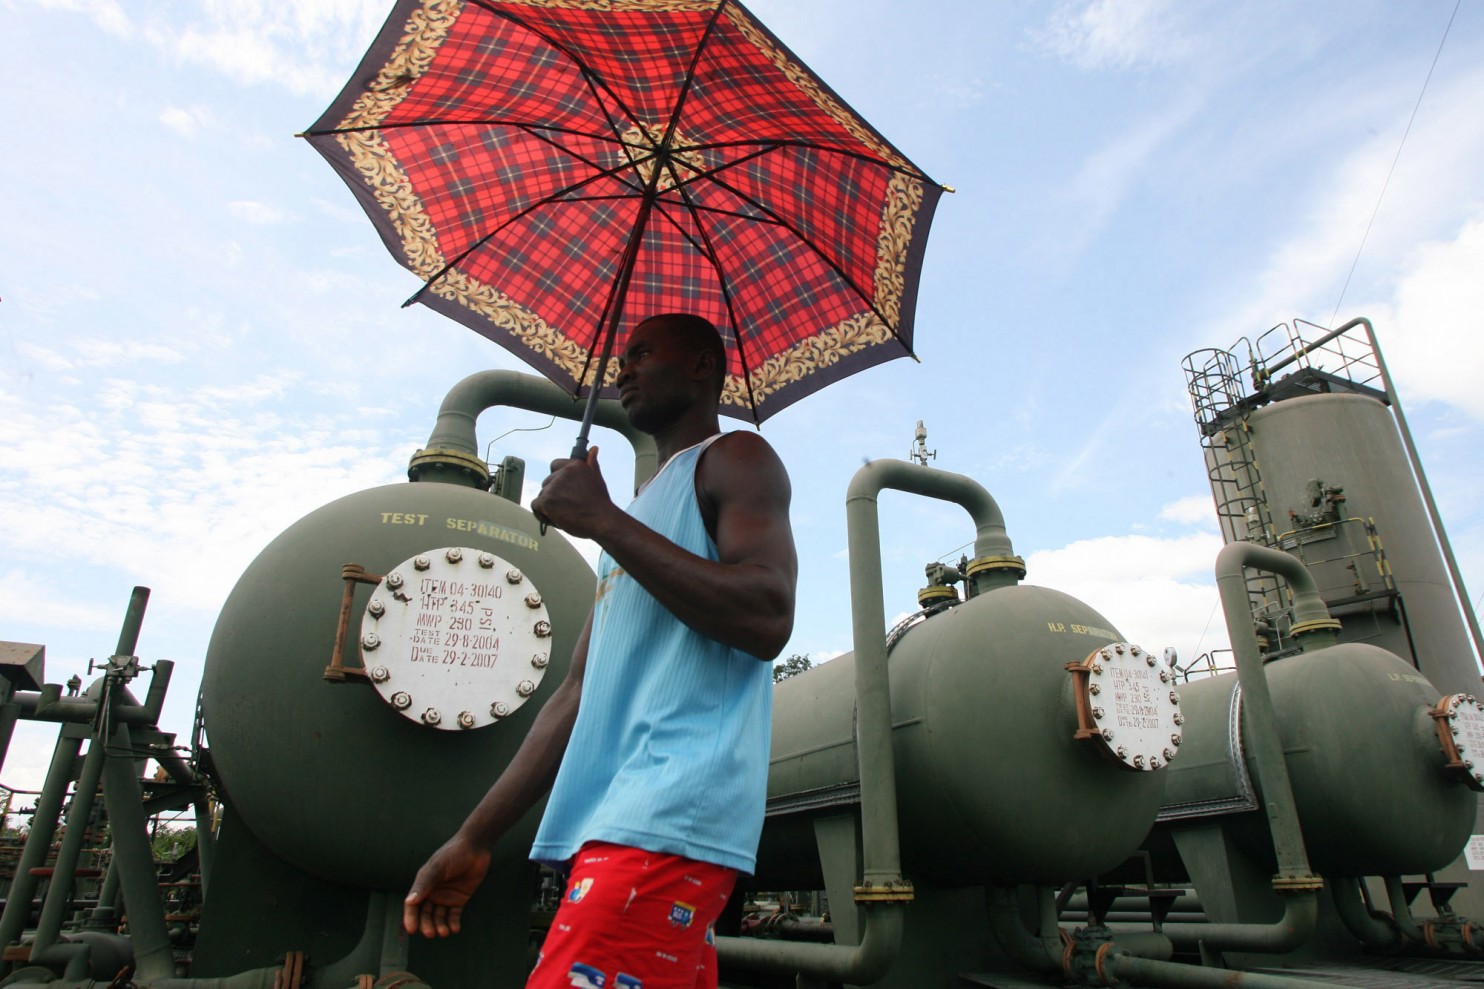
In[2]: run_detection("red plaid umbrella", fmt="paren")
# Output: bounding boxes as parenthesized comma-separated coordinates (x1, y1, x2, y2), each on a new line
(305, 0, 944, 444)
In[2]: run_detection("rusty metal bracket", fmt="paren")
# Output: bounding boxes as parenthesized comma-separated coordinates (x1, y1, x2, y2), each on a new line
(272, 951, 306, 989)
(1065, 653, 1103, 744)
(325, 564, 384, 683)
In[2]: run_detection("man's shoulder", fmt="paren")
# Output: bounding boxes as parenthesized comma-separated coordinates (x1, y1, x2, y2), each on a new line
(711, 430, 780, 459)
(707, 431, 788, 477)
(696, 431, 790, 504)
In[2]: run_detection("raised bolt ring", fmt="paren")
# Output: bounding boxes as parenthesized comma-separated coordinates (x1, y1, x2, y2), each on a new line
(391, 692, 412, 710)
(422, 708, 442, 725)
(446, 548, 463, 563)
(413, 555, 431, 571)
(370, 666, 390, 683)
(478, 553, 495, 569)
(517, 680, 536, 697)
(386, 572, 404, 589)
(368, 599, 385, 618)
(526, 592, 543, 609)
(361, 633, 381, 651)
(506, 569, 524, 584)
(534, 620, 552, 638)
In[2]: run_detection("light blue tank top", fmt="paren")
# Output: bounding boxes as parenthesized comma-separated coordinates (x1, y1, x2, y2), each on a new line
(530, 435, 774, 873)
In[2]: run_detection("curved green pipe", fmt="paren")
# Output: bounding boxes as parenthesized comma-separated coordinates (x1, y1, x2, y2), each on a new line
(417, 370, 658, 491)
(719, 459, 1021, 983)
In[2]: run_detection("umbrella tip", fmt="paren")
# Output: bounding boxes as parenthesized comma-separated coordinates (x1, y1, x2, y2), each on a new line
(941, 184, 956, 194)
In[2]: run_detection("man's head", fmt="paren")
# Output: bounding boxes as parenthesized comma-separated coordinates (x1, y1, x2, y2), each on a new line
(616, 314, 728, 434)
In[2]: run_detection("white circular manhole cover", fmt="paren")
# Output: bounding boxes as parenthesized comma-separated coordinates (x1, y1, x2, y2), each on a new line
(359, 547, 552, 730)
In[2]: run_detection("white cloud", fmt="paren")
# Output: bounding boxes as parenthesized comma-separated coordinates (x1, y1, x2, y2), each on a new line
(929, 75, 986, 111)
(159, 104, 214, 137)
(228, 200, 293, 225)
(1160, 494, 1216, 526)
(1205, 62, 1484, 370)
(1030, 0, 1197, 72)
(1385, 214, 1484, 421)
(1053, 95, 1200, 257)
(27, 0, 131, 37)
(25, 0, 388, 99)
(0, 570, 123, 632)
(1027, 531, 1228, 667)
(15, 342, 74, 372)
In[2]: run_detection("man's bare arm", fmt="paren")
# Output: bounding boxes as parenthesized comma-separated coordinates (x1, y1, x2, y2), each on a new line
(533, 434, 796, 659)
(402, 609, 592, 937)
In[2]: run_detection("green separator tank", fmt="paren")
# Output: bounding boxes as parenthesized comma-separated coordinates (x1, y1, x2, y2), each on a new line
(759, 584, 1171, 888)
(1160, 641, 1475, 877)
(201, 477, 595, 891)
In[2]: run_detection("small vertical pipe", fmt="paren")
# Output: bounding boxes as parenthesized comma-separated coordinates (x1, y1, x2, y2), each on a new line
(85, 857, 121, 928)
(100, 723, 174, 979)
(29, 735, 109, 957)
(0, 730, 84, 954)
(0, 700, 21, 774)
(193, 795, 215, 895)
(114, 587, 151, 658)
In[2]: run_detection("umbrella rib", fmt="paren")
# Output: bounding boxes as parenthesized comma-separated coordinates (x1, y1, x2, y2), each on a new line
(464, 0, 653, 134)
(683, 138, 933, 182)
(404, 155, 659, 307)
(301, 118, 624, 145)
(657, 184, 764, 426)
(654, 0, 733, 151)
(696, 169, 912, 352)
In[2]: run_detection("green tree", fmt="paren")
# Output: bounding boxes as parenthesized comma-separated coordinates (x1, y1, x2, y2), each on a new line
(772, 654, 812, 683)
(152, 826, 196, 863)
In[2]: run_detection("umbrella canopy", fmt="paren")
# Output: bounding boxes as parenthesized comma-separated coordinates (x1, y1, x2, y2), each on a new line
(305, 0, 943, 428)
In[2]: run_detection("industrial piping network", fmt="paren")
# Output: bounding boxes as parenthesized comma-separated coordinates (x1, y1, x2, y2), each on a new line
(982, 542, 1371, 988)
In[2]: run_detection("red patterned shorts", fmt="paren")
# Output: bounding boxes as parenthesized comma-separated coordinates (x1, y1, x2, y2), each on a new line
(527, 841, 737, 989)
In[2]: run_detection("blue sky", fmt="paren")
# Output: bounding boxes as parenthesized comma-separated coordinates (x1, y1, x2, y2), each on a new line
(3, 0, 1482, 793)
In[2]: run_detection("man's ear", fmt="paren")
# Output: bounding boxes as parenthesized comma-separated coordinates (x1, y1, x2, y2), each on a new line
(692, 346, 717, 383)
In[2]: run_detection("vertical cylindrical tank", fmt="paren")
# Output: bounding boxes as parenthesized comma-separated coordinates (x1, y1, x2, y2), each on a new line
(1232, 391, 1478, 696)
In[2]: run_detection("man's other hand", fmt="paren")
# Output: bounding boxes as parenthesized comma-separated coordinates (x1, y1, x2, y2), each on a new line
(403, 836, 492, 938)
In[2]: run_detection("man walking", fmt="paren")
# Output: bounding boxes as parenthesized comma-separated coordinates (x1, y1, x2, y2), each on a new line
(403, 313, 797, 989)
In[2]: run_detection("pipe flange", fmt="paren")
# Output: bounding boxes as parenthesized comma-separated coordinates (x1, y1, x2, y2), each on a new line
(1289, 617, 1343, 637)
(1093, 942, 1119, 986)
(916, 585, 958, 608)
(965, 554, 1026, 579)
(1272, 874, 1325, 893)
(853, 879, 915, 903)
(407, 447, 491, 484)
